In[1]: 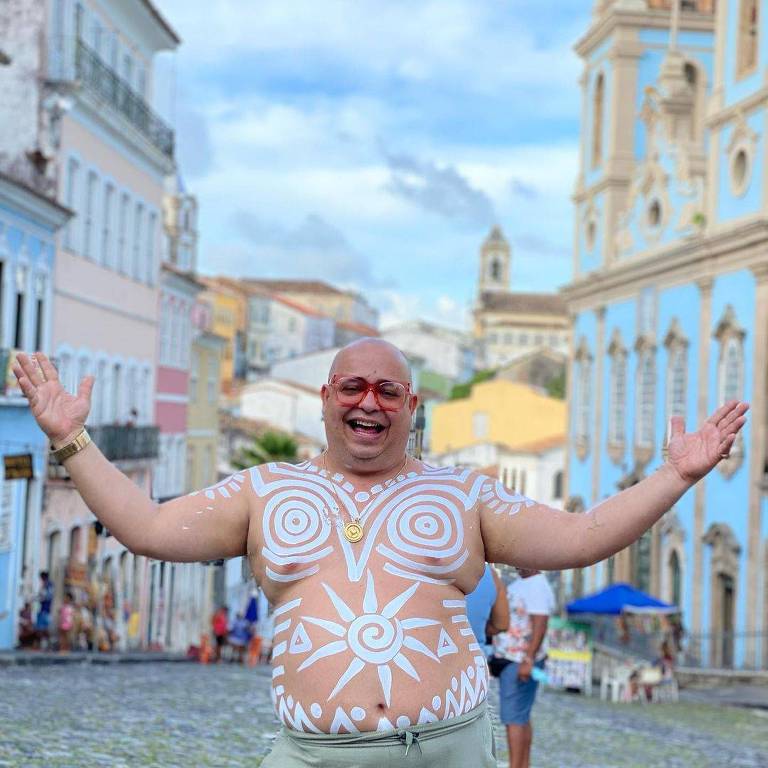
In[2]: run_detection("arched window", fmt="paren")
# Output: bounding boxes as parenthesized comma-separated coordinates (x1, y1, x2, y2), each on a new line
(490, 258, 501, 281)
(636, 347, 656, 449)
(714, 305, 746, 474)
(552, 470, 563, 500)
(737, 0, 759, 77)
(573, 339, 593, 458)
(69, 526, 82, 562)
(592, 73, 605, 169)
(608, 332, 627, 448)
(669, 550, 681, 609)
(47, 530, 61, 574)
(721, 337, 743, 402)
(665, 321, 688, 425)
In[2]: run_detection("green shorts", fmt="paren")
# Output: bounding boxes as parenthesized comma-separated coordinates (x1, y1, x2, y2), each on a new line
(261, 700, 496, 767)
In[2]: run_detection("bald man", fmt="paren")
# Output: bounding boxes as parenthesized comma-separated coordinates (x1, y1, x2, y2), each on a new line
(13, 341, 747, 767)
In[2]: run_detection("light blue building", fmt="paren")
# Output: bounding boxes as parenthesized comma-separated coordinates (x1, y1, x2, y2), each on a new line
(563, 0, 766, 669)
(0, 172, 70, 650)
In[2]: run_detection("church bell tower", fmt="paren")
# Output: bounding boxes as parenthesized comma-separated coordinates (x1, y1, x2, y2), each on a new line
(478, 226, 511, 295)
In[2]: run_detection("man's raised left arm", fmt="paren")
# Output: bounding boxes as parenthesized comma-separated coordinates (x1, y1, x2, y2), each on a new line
(479, 400, 748, 570)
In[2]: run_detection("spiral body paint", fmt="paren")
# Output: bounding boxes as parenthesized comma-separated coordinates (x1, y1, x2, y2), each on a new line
(246, 461, 536, 734)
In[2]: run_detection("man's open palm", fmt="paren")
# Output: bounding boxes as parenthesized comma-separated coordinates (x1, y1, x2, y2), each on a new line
(12, 352, 93, 445)
(667, 400, 749, 484)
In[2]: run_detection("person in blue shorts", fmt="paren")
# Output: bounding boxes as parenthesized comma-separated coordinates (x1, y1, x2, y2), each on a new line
(491, 569, 555, 768)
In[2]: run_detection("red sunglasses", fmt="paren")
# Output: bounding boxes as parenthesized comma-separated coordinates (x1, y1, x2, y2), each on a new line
(328, 374, 412, 412)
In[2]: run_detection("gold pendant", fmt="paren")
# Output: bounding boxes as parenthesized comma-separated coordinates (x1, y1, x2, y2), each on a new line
(343, 521, 364, 543)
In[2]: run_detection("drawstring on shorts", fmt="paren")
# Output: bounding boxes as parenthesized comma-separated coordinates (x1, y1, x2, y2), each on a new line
(396, 728, 422, 757)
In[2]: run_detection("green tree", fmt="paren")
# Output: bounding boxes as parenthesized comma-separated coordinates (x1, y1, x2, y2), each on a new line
(233, 430, 299, 468)
(545, 371, 566, 400)
(449, 369, 496, 400)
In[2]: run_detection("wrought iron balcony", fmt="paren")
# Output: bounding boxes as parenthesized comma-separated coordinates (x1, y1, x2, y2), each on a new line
(74, 40, 174, 158)
(88, 424, 160, 461)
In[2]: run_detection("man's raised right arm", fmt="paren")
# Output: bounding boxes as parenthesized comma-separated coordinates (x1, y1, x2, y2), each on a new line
(14, 352, 250, 563)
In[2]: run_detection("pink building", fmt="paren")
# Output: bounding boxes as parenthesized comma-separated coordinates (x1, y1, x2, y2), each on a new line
(153, 261, 202, 501)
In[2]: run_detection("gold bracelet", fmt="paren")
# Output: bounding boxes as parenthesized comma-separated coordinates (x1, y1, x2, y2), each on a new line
(51, 429, 91, 463)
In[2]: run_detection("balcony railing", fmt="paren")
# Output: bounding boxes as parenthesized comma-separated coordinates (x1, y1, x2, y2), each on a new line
(74, 40, 174, 158)
(88, 424, 160, 461)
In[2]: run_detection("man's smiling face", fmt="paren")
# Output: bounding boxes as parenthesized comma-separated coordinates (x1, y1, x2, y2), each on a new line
(322, 339, 417, 472)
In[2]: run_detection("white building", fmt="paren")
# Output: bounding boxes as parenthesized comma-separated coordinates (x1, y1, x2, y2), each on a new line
(245, 291, 335, 376)
(433, 436, 565, 510)
(236, 378, 326, 447)
(382, 320, 474, 382)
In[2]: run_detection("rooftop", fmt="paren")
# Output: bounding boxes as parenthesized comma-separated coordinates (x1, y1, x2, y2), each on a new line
(478, 291, 567, 315)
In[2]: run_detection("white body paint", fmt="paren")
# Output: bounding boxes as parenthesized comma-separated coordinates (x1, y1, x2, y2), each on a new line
(245, 462, 534, 733)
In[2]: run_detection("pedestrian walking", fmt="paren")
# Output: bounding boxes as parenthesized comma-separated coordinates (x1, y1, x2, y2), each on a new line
(211, 605, 229, 662)
(12, 342, 747, 767)
(229, 612, 252, 664)
(58, 592, 75, 652)
(35, 571, 54, 648)
(491, 569, 555, 768)
(466, 563, 509, 653)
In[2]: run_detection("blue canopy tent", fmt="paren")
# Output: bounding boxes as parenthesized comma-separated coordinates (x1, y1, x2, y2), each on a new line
(566, 583, 677, 615)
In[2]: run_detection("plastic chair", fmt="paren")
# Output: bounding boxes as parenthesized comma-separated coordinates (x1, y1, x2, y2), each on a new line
(600, 664, 633, 702)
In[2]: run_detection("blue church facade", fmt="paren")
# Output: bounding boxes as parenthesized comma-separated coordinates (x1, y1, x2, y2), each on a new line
(563, 1, 767, 669)
(0, 174, 70, 650)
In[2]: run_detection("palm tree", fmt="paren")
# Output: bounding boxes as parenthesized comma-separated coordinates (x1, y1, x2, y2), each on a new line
(233, 430, 299, 468)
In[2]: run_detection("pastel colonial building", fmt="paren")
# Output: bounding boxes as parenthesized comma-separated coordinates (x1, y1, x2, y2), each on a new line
(0, 172, 70, 650)
(563, 0, 767, 669)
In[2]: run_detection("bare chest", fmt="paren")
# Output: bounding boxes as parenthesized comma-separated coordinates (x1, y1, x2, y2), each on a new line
(246, 462, 488, 599)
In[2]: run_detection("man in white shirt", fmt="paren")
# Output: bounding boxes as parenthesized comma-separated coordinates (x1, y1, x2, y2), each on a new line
(492, 569, 555, 768)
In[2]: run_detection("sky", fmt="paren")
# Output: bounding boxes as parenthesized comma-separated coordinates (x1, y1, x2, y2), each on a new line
(154, 0, 591, 329)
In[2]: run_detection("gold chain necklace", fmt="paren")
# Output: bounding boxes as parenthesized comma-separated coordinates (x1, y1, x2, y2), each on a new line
(322, 452, 409, 543)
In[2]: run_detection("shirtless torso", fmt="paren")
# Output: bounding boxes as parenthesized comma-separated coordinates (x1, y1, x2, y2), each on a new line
(193, 459, 534, 734)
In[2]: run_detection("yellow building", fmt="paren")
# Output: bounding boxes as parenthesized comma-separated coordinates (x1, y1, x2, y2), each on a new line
(187, 329, 226, 491)
(198, 277, 248, 392)
(430, 379, 566, 456)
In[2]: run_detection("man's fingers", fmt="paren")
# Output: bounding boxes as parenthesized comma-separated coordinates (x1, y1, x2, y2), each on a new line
(15, 373, 36, 400)
(725, 415, 747, 436)
(669, 416, 685, 439)
(718, 433, 736, 458)
(15, 353, 42, 387)
(77, 376, 95, 404)
(718, 402, 749, 431)
(36, 352, 60, 383)
(706, 400, 740, 426)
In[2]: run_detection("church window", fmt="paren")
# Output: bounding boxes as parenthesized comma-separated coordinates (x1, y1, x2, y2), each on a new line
(490, 258, 501, 281)
(608, 340, 627, 446)
(586, 218, 597, 250)
(667, 345, 687, 420)
(669, 550, 682, 609)
(720, 337, 743, 403)
(737, 0, 759, 77)
(731, 148, 750, 196)
(592, 73, 605, 169)
(636, 347, 656, 449)
(647, 199, 662, 229)
(574, 339, 592, 458)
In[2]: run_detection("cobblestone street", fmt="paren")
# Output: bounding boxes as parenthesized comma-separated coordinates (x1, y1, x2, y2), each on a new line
(1, 662, 766, 767)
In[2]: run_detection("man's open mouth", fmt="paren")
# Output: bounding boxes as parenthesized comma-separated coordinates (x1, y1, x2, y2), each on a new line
(346, 418, 386, 435)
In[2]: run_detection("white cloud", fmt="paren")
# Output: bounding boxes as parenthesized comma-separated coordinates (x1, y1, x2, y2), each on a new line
(154, 0, 587, 329)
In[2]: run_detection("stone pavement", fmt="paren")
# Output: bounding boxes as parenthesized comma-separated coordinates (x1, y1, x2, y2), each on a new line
(0, 662, 766, 767)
